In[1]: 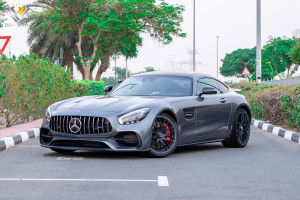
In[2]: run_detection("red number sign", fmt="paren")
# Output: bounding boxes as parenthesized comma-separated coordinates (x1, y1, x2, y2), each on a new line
(0, 36, 11, 55)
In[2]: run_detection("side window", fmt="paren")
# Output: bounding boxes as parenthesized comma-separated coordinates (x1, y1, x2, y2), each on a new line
(196, 78, 220, 95)
(217, 81, 229, 93)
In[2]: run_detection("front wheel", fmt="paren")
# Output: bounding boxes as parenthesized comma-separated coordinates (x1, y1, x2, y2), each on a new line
(146, 114, 178, 158)
(222, 108, 251, 148)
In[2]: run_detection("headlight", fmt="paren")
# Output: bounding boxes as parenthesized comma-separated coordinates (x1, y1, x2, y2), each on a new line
(118, 108, 150, 125)
(45, 106, 52, 119)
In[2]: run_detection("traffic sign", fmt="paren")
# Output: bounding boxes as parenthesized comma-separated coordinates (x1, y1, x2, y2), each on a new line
(0, 36, 11, 55)
(242, 66, 251, 76)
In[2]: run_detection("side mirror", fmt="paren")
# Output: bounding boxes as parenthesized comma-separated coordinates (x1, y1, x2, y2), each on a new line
(199, 87, 218, 97)
(115, 80, 123, 88)
(117, 80, 123, 85)
(232, 88, 241, 93)
(104, 85, 113, 94)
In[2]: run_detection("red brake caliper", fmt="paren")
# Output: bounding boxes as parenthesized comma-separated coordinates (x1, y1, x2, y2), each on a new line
(164, 123, 171, 143)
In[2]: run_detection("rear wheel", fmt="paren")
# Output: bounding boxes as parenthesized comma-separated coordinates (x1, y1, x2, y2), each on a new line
(146, 114, 178, 158)
(222, 108, 250, 148)
(50, 148, 75, 154)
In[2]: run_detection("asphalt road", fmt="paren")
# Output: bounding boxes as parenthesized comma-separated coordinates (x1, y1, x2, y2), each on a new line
(0, 126, 299, 200)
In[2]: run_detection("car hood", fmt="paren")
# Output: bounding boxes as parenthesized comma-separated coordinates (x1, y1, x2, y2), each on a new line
(54, 95, 166, 113)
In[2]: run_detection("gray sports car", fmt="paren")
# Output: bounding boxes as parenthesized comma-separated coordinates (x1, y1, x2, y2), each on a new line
(40, 72, 251, 157)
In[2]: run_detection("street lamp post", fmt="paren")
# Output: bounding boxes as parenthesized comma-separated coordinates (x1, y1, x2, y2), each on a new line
(114, 54, 117, 79)
(217, 36, 219, 79)
(256, 0, 262, 82)
(125, 57, 128, 79)
(9, 40, 11, 58)
(193, 0, 196, 72)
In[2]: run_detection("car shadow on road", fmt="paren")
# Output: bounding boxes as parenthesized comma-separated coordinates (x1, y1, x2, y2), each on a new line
(42, 143, 225, 159)
(42, 151, 144, 160)
(174, 143, 224, 155)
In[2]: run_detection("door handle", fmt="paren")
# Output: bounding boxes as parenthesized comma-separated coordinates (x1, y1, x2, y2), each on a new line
(220, 98, 227, 103)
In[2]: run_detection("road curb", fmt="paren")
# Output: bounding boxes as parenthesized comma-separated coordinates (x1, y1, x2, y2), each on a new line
(0, 128, 40, 152)
(251, 119, 300, 144)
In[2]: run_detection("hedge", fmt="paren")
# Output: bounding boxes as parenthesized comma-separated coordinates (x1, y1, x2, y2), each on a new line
(0, 53, 89, 127)
(78, 80, 106, 95)
(229, 82, 300, 131)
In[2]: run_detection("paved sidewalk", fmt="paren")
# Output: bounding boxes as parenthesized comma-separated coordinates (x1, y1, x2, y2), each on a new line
(0, 119, 42, 139)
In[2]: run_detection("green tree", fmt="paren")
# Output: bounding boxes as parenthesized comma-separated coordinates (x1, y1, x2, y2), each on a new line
(101, 76, 119, 87)
(101, 66, 156, 86)
(0, 1, 6, 28)
(290, 38, 300, 73)
(39, 0, 185, 80)
(133, 66, 155, 75)
(220, 47, 277, 81)
(263, 37, 296, 78)
(251, 51, 277, 81)
(220, 48, 256, 81)
(114, 67, 131, 80)
(144, 66, 155, 72)
(101, 66, 131, 87)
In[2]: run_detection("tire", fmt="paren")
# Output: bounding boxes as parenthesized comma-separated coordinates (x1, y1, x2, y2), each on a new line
(222, 108, 251, 148)
(146, 114, 179, 158)
(50, 148, 76, 154)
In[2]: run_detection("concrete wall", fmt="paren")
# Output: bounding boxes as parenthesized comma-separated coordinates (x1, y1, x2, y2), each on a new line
(262, 78, 300, 85)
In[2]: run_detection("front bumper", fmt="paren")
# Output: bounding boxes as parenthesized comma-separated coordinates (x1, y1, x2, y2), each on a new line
(40, 111, 156, 152)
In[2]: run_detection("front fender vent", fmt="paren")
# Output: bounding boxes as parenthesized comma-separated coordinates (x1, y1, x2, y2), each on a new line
(183, 108, 195, 119)
(49, 116, 112, 135)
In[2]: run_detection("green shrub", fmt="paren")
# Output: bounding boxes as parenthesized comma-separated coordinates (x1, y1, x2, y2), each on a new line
(0, 53, 88, 127)
(281, 87, 300, 128)
(228, 82, 277, 93)
(229, 82, 300, 131)
(77, 80, 107, 95)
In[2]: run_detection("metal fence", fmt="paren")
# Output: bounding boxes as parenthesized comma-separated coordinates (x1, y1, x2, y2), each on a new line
(262, 78, 300, 85)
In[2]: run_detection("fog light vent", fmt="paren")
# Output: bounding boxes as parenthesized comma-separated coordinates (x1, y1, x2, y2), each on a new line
(116, 132, 139, 147)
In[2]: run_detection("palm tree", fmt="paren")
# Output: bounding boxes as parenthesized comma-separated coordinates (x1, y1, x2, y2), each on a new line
(20, 6, 97, 79)
(0, 1, 6, 28)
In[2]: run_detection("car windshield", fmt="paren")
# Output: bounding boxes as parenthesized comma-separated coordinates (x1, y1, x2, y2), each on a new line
(110, 75, 193, 97)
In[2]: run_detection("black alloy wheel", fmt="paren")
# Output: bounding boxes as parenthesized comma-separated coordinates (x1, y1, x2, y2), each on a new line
(236, 111, 251, 146)
(147, 114, 178, 157)
(222, 108, 251, 148)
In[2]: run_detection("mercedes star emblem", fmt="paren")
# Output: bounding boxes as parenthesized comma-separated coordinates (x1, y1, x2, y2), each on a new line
(69, 118, 82, 134)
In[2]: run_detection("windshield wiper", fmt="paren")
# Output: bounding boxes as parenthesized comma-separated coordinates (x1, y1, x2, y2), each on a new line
(111, 84, 137, 94)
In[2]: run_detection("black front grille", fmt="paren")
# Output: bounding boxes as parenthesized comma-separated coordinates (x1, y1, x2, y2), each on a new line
(49, 116, 112, 135)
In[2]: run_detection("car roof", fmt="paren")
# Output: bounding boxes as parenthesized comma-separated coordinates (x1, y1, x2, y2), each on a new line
(133, 71, 215, 79)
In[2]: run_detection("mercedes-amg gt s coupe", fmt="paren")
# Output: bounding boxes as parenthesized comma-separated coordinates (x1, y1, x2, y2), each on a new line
(40, 72, 251, 157)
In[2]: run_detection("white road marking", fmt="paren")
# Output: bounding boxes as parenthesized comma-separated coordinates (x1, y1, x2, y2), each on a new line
(284, 131, 293, 140)
(158, 176, 169, 187)
(2, 137, 14, 148)
(19, 132, 29, 142)
(262, 123, 270, 131)
(0, 176, 169, 187)
(0, 178, 156, 182)
(56, 157, 84, 161)
(272, 127, 280, 135)
(253, 120, 260, 127)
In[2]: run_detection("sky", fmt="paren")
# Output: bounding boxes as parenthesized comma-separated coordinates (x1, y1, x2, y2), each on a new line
(1, 0, 300, 81)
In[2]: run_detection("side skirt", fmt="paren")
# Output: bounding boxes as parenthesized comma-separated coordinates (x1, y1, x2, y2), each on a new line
(177, 139, 226, 147)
